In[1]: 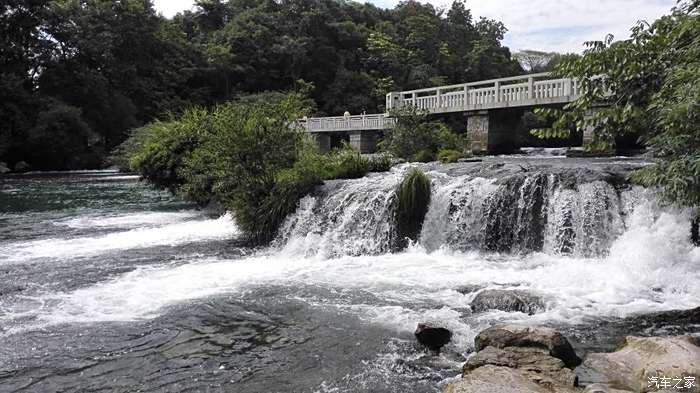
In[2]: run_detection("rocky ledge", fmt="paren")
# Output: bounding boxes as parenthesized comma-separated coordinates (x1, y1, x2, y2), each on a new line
(443, 324, 700, 393)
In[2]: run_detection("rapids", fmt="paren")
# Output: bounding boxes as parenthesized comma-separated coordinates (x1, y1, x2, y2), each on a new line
(0, 160, 698, 392)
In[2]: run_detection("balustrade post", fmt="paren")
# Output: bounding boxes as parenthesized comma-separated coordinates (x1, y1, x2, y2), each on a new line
(528, 76, 534, 100)
(494, 81, 500, 103)
(436, 88, 442, 109)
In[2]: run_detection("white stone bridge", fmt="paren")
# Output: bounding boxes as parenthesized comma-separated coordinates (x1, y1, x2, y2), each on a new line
(299, 72, 584, 154)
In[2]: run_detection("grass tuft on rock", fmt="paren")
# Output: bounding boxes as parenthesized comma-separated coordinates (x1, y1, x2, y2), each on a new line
(395, 168, 431, 249)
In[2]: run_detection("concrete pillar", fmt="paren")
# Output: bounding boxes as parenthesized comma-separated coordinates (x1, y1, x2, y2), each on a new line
(582, 106, 613, 151)
(466, 111, 489, 155)
(349, 130, 378, 154)
(466, 109, 521, 155)
(314, 133, 331, 153)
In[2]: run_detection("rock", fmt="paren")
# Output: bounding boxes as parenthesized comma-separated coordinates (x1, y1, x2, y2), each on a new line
(13, 161, 30, 172)
(582, 335, 700, 392)
(415, 323, 452, 353)
(457, 158, 483, 163)
(0, 162, 9, 174)
(474, 324, 581, 368)
(471, 289, 544, 315)
(464, 346, 577, 386)
(445, 365, 579, 393)
(582, 384, 633, 393)
(455, 284, 484, 295)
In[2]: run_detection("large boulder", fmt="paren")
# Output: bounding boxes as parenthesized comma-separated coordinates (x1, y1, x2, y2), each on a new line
(444, 325, 581, 393)
(471, 289, 544, 315)
(581, 335, 700, 392)
(445, 365, 579, 393)
(464, 346, 577, 386)
(475, 324, 581, 368)
(415, 323, 452, 353)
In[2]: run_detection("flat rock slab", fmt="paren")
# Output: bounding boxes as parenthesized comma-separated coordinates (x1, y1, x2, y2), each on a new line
(445, 365, 579, 393)
(475, 324, 581, 368)
(464, 346, 577, 386)
(582, 335, 700, 393)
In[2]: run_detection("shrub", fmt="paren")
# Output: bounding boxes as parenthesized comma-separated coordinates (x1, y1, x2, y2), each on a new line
(366, 154, 392, 172)
(25, 104, 103, 170)
(412, 149, 436, 163)
(437, 149, 462, 163)
(394, 168, 432, 248)
(381, 106, 466, 162)
(121, 90, 397, 245)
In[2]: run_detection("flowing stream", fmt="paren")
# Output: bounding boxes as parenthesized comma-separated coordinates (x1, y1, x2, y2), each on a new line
(1, 160, 699, 392)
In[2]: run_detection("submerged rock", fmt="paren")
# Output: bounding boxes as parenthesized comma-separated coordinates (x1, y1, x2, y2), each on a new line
(470, 289, 544, 315)
(455, 284, 484, 295)
(581, 335, 700, 392)
(415, 323, 452, 353)
(13, 161, 30, 172)
(475, 325, 581, 368)
(0, 162, 9, 174)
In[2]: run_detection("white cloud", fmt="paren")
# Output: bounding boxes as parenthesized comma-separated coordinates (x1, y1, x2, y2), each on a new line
(373, 0, 676, 52)
(152, 0, 677, 52)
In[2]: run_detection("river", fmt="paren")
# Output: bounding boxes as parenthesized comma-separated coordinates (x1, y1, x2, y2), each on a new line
(1, 160, 699, 392)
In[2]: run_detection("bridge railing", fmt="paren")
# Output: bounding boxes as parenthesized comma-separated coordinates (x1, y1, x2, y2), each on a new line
(299, 113, 396, 133)
(386, 72, 580, 113)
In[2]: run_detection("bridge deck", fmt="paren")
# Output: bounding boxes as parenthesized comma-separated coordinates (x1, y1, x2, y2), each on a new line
(300, 72, 580, 133)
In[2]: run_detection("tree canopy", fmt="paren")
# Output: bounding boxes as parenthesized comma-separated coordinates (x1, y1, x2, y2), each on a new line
(536, 0, 700, 207)
(1, 0, 522, 170)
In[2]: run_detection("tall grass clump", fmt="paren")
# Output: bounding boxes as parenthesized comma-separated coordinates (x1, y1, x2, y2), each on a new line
(394, 168, 431, 248)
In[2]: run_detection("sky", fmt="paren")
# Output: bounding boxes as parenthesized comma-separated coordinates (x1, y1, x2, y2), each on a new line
(152, 0, 677, 53)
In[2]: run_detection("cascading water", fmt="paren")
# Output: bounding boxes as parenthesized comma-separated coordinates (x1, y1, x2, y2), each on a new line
(277, 161, 659, 258)
(1, 162, 698, 393)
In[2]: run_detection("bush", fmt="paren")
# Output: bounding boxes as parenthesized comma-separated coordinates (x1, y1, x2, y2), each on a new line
(437, 149, 462, 163)
(119, 91, 394, 245)
(395, 168, 432, 248)
(381, 106, 466, 162)
(25, 104, 103, 170)
(412, 149, 436, 163)
(125, 108, 212, 192)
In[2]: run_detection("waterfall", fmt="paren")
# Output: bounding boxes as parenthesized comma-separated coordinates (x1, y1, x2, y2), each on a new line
(277, 162, 687, 259)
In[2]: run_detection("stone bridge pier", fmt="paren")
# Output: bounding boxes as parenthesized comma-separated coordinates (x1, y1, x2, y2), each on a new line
(466, 109, 523, 154)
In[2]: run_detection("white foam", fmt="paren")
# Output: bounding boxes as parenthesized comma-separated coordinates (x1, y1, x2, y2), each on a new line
(55, 211, 200, 229)
(6, 197, 698, 342)
(0, 213, 238, 263)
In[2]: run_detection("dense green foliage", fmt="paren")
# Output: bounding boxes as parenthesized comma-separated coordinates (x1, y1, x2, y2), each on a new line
(381, 106, 468, 162)
(1, 0, 521, 171)
(394, 168, 431, 248)
(121, 92, 391, 244)
(534, 0, 699, 207)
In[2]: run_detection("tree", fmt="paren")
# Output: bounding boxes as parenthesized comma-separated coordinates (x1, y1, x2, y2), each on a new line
(536, 1, 700, 206)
